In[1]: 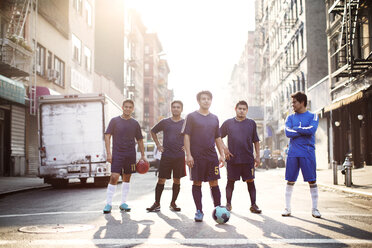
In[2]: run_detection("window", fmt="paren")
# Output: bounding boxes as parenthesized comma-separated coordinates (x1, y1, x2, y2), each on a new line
(85, 1, 92, 26)
(54, 56, 65, 87)
(72, 34, 81, 64)
(47, 51, 52, 70)
(84, 46, 91, 72)
(144, 45, 150, 54)
(73, 0, 83, 14)
(36, 43, 45, 76)
(360, 16, 370, 59)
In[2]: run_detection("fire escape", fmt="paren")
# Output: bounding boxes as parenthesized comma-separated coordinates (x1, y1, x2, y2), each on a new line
(0, 0, 36, 114)
(330, 0, 371, 78)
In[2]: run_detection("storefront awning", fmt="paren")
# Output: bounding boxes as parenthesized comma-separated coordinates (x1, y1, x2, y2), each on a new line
(0, 74, 25, 105)
(324, 91, 364, 113)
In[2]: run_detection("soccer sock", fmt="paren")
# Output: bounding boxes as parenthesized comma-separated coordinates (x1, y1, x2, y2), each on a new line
(192, 185, 202, 212)
(247, 181, 257, 206)
(171, 183, 180, 204)
(121, 182, 130, 204)
(155, 183, 165, 204)
(226, 180, 235, 204)
(285, 182, 295, 210)
(309, 183, 318, 209)
(106, 184, 116, 205)
(210, 186, 221, 207)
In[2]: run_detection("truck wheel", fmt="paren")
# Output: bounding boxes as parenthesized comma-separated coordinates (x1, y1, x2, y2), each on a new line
(80, 178, 87, 184)
(94, 176, 110, 187)
(50, 179, 68, 188)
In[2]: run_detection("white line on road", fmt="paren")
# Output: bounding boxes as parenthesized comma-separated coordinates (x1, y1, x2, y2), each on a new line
(1, 238, 372, 246)
(1, 210, 372, 218)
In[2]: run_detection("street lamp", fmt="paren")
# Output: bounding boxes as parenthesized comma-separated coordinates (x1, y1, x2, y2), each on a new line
(334, 121, 341, 127)
(357, 114, 364, 121)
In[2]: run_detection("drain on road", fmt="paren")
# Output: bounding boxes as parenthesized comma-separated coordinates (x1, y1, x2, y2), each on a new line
(19, 224, 95, 234)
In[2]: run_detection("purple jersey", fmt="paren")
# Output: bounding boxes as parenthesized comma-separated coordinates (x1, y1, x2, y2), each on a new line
(220, 118, 259, 165)
(181, 111, 221, 160)
(151, 117, 185, 158)
(105, 116, 143, 158)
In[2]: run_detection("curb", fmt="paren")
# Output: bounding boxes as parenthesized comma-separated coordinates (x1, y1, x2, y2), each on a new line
(318, 183, 372, 198)
(0, 185, 51, 197)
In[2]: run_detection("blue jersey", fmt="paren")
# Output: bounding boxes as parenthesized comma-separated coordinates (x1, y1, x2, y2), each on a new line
(181, 111, 221, 160)
(220, 118, 259, 165)
(151, 117, 185, 158)
(285, 111, 318, 157)
(105, 116, 143, 158)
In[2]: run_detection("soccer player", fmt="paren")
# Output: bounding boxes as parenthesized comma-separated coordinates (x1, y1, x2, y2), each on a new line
(181, 91, 225, 222)
(146, 100, 186, 212)
(220, 101, 261, 214)
(282, 91, 321, 218)
(103, 99, 147, 214)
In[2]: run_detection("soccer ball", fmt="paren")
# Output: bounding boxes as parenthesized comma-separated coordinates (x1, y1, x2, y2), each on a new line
(212, 206, 230, 224)
(136, 160, 149, 174)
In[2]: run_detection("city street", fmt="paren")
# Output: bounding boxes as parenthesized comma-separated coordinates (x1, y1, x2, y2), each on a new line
(0, 168, 372, 247)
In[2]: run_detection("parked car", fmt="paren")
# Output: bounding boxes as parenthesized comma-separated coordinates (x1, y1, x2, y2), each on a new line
(136, 142, 156, 166)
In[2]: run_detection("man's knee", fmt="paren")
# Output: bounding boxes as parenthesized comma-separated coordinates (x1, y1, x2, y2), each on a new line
(246, 179, 254, 183)
(122, 173, 131, 183)
(193, 180, 202, 186)
(209, 180, 218, 187)
(158, 178, 166, 184)
(173, 178, 181, 184)
(109, 173, 120, 184)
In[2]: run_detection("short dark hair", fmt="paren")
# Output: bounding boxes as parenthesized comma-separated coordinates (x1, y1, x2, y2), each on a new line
(196, 91, 213, 101)
(235, 100, 248, 109)
(291, 91, 307, 107)
(171, 100, 183, 109)
(122, 99, 134, 106)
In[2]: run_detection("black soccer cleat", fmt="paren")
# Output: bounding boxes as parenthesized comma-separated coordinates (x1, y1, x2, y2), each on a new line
(146, 202, 160, 212)
(169, 202, 181, 212)
(250, 204, 262, 214)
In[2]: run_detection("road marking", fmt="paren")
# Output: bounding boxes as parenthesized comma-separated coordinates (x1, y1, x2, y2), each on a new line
(1, 210, 372, 218)
(1, 238, 372, 245)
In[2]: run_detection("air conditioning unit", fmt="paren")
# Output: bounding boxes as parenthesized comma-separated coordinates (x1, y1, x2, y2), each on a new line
(36, 64, 41, 73)
(47, 69, 60, 81)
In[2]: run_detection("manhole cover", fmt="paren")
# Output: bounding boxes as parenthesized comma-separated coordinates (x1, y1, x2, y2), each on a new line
(19, 224, 95, 234)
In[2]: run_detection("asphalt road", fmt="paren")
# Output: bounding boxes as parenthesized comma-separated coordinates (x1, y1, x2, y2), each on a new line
(0, 168, 372, 248)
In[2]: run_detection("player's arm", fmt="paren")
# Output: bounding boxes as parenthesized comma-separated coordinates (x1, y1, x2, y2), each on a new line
(150, 131, 164, 152)
(215, 137, 226, 167)
(293, 114, 319, 136)
(220, 122, 233, 160)
(137, 139, 148, 163)
(104, 134, 112, 163)
(254, 141, 260, 168)
(184, 134, 194, 168)
(285, 116, 301, 138)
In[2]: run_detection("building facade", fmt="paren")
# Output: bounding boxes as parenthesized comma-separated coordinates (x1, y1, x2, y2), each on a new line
(254, 0, 328, 166)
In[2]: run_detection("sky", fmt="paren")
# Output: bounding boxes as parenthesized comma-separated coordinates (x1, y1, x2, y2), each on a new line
(126, 0, 255, 120)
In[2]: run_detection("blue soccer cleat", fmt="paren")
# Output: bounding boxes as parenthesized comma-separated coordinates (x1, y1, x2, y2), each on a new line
(194, 210, 204, 222)
(119, 203, 131, 212)
(103, 204, 112, 214)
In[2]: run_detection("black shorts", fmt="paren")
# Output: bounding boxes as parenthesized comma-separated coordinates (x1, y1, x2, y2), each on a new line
(227, 163, 255, 181)
(190, 157, 220, 182)
(111, 156, 136, 174)
(158, 156, 186, 179)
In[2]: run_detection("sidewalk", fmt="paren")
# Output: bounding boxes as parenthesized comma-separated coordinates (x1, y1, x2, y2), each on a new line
(1, 166, 372, 197)
(316, 165, 372, 198)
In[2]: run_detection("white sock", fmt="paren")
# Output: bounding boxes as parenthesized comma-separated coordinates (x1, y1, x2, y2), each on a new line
(121, 182, 130, 204)
(285, 183, 294, 210)
(310, 184, 318, 209)
(106, 184, 116, 205)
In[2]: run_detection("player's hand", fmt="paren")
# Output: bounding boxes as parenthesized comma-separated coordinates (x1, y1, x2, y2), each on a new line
(254, 157, 260, 168)
(140, 155, 148, 164)
(186, 155, 194, 168)
(106, 153, 112, 164)
(219, 156, 225, 168)
(223, 147, 233, 160)
(158, 145, 164, 153)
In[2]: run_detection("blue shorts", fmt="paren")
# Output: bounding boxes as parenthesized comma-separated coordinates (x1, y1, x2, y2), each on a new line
(190, 157, 220, 182)
(227, 163, 255, 181)
(285, 156, 316, 182)
(111, 156, 136, 174)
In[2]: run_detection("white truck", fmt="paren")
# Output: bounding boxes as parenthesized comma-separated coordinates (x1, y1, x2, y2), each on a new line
(38, 93, 121, 187)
